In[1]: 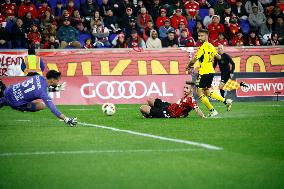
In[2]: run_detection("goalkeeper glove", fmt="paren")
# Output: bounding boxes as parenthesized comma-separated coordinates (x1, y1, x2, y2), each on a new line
(49, 82, 66, 92)
(64, 117, 78, 127)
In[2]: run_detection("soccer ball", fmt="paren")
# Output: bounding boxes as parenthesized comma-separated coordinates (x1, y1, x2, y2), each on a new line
(102, 103, 116, 116)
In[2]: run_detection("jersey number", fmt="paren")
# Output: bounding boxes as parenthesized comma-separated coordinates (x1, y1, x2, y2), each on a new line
(22, 78, 35, 94)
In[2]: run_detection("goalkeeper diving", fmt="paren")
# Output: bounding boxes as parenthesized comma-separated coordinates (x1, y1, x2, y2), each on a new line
(0, 70, 77, 127)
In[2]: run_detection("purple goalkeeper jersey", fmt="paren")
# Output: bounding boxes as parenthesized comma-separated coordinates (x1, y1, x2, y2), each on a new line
(4, 75, 61, 117)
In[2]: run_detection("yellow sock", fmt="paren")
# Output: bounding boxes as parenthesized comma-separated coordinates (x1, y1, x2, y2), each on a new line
(209, 91, 225, 103)
(199, 94, 214, 111)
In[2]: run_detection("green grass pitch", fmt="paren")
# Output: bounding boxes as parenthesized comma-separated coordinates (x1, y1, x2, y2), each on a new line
(0, 101, 284, 189)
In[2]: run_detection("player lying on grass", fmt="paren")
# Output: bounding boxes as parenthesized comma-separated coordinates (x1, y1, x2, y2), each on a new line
(0, 70, 77, 127)
(140, 81, 206, 118)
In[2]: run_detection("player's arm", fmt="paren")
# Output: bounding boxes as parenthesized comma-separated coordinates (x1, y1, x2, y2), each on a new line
(194, 107, 206, 118)
(187, 47, 203, 70)
(41, 93, 77, 127)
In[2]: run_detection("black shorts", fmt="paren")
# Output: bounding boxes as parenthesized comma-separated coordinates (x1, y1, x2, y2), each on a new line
(221, 74, 230, 84)
(149, 98, 171, 118)
(196, 73, 214, 88)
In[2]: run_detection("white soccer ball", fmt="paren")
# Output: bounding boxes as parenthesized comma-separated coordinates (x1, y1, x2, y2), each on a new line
(102, 103, 116, 116)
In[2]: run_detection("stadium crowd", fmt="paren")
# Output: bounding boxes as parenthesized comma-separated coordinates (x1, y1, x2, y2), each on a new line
(0, 0, 283, 49)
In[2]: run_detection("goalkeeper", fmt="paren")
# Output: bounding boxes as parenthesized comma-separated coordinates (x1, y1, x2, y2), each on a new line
(0, 70, 77, 127)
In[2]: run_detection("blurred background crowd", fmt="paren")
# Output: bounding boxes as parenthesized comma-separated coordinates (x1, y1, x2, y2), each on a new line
(0, 0, 283, 49)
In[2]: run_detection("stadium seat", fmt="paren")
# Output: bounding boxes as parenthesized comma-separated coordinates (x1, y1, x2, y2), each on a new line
(187, 20, 196, 35)
(97, 0, 103, 6)
(108, 34, 118, 43)
(239, 19, 250, 34)
(48, 0, 57, 9)
(79, 33, 92, 47)
(199, 9, 209, 21)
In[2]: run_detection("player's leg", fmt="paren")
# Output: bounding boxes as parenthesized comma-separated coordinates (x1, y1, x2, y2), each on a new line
(196, 74, 215, 115)
(14, 101, 46, 112)
(147, 97, 156, 107)
(140, 105, 151, 117)
(219, 81, 226, 98)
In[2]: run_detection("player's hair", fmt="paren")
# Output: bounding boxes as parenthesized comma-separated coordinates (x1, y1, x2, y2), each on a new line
(28, 48, 36, 55)
(185, 81, 195, 86)
(46, 70, 61, 80)
(198, 29, 209, 36)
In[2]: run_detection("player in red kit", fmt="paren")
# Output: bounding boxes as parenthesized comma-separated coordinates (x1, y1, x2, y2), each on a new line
(140, 81, 206, 118)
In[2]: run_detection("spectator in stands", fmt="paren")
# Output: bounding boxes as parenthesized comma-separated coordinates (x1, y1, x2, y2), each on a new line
(178, 28, 196, 47)
(53, 1, 64, 20)
(259, 16, 274, 44)
(208, 15, 225, 43)
(231, 30, 245, 46)
(274, 16, 284, 43)
(18, 0, 38, 19)
(267, 32, 280, 45)
(162, 30, 178, 47)
(81, 0, 99, 20)
(271, 6, 284, 21)
(193, 20, 205, 41)
(158, 19, 174, 39)
(203, 8, 214, 28)
(40, 10, 55, 40)
(66, 0, 75, 17)
(22, 11, 38, 32)
(75, 21, 89, 34)
(43, 35, 60, 49)
(4, 9, 16, 34)
(226, 14, 239, 40)
(37, 0, 52, 19)
(48, 21, 58, 37)
(221, 4, 233, 24)
(27, 24, 41, 48)
(168, 0, 186, 17)
(126, 29, 146, 48)
(248, 4, 267, 32)
(171, 8, 188, 29)
(143, 20, 155, 41)
(120, 7, 135, 29)
(1, 0, 17, 17)
(92, 19, 111, 48)
(215, 32, 229, 46)
(137, 7, 153, 33)
(232, 0, 248, 20)
(124, 18, 141, 39)
(112, 32, 128, 48)
(11, 18, 28, 48)
(245, 0, 264, 14)
(90, 10, 103, 31)
(103, 8, 121, 34)
(198, 0, 211, 8)
(146, 29, 162, 48)
(59, 8, 70, 25)
(100, 0, 114, 17)
(117, 1, 135, 20)
(214, 0, 229, 16)
(57, 17, 81, 48)
(0, 21, 11, 48)
(156, 8, 169, 29)
(247, 30, 261, 45)
(148, 0, 163, 24)
(83, 38, 93, 49)
(184, 0, 200, 20)
(175, 20, 190, 38)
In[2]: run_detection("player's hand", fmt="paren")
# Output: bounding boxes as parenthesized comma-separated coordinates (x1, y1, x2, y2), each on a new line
(64, 117, 78, 127)
(55, 82, 66, 91)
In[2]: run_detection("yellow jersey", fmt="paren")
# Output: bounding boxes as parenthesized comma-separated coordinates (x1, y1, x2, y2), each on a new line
(194, 41, 218, 75)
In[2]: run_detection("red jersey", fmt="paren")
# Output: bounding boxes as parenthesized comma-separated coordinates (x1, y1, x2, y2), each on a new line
(37, 5, 52, 19)
(184, 1, 199, 17)
(232, 36, 244, 46)
(167, 96, 198, 118)
(216, 39, 229, 46)
(27, 31, 41, 43)
(156, 16, 169, 29)
(18, 3, 38, 18)
(171, 14, 188, 29)
(1, 2, 17, 16)
(208, 23, 225, 41)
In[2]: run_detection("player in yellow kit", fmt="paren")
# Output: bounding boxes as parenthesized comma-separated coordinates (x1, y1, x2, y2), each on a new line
(186, 29, 232, 117)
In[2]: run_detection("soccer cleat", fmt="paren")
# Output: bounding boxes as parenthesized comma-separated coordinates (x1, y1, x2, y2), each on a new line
(226, 99, 233, 111)
(208, 109, 218, 117)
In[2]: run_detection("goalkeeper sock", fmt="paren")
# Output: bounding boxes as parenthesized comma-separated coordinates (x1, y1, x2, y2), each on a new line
(209, 91, 225, 103)
(199, 94, 214, 111)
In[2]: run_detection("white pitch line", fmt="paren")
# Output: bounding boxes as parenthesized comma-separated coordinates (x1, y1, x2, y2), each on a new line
(0, 148, 200, 157)
(16, 120, 31, 122)
(79, 122, 223, 150)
